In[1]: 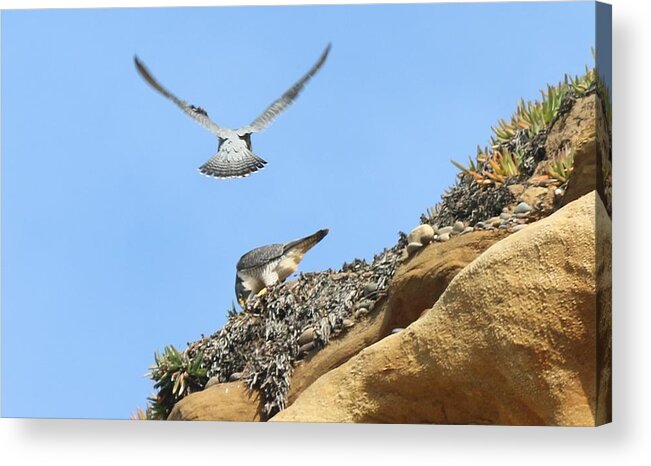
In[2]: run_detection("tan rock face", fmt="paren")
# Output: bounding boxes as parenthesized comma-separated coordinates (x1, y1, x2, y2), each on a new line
(378, 230, 507, 334)
(595, 194, 612, 424)
(288, 230, 505, 406)
(167, 382, 263, 421)
(167, 230, 507, 421)
(271, 192, 610, 426)
(545, 94, 610, 211)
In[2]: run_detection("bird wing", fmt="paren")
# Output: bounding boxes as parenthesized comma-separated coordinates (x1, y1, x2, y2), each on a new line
(134, 56, 228, 138)
(238, 44, 331, 135)
(236, 243, 285, 271)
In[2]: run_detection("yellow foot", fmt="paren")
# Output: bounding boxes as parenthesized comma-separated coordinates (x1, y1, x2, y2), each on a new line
(256, 287, 268, 298)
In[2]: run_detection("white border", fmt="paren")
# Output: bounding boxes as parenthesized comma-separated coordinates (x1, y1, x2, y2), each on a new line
(1, 0, 648, 465)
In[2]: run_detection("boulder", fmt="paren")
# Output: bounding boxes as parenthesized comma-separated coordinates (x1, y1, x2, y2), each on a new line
(271, 192, 611, 425)
(407, 224, 435, 246)
(545, 94, 609, 210)
(168, 382, 263, 421)
(287, 230, 506, 406)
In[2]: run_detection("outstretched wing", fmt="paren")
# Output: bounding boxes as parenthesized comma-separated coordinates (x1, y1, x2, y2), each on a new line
(134, 56, 227, 138)
(238, 44, 331, 135)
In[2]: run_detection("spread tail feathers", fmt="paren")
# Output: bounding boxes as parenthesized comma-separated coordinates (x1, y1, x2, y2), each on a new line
(199, 149, 267, 179)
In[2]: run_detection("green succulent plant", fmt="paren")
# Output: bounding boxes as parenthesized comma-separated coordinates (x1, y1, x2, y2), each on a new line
(450, 55, 601, 189)
(228, 301, 239, 317)
(492, 117, 519, 145)
(451, 146, 523, 186)
(546, 148, 575, 185)
(146, 345, 208, 420)
(130, 405, 153, 420)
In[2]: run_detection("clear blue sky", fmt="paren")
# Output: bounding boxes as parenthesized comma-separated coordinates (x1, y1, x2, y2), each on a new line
(1, 2, 595, 419)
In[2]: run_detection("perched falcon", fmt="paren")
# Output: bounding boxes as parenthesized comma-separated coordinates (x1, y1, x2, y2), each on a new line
(235, 228, 329, 305)
(134, 44, 331, 179)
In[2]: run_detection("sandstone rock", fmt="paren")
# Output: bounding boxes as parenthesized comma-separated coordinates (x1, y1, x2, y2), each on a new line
(507, 184, 525, 197)
(437, 226, 453, 235)
(271, 192, 610, 426)
(545, 94, 609, 211)
(285, 230, 506, 407)
(168, 382, 263, 421)
(595, 192, 612, 424)
(406, 242, 423, 255)
(408, 224, 435, 246)
(519, 185, 553, 211)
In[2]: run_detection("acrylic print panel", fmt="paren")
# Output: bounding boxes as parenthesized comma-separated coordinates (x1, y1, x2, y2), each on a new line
(1, 1, 611, 424)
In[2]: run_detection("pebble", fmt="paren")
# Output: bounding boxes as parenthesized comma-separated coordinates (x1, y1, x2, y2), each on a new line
(508, 184, 525, 197)
(437, 232, 450, 242)
(356, 299, 375, 311)
(514, 202, 532, 214)
(297, 327, 316, 346)
(390, 328, 405, 335)
(362, 281, 378, 298)
(555, 187, 565, 197)
(453, 221, 465, 232)
(515, 212, 530, 218)
(408, 224, 435, 245)
(487, 217, 502, 227)
(511, 224, 528, 232)
(406, 242, 423, 255)
(205, 376, 220, 389)
(461, 226, 474, 235)
(437, 226, 453, 235)
(500, 212, 512, 220)
(298, 341, 316, 355)
(228, 372, 243, 382)
(474, 221, 486, 229)
(498, 224, 508, 229)
(342, 319, 355, 329)
(354, 307, 370, 319)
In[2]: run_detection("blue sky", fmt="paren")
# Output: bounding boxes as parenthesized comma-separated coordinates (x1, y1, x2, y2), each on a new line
(1, 2, 595, 419)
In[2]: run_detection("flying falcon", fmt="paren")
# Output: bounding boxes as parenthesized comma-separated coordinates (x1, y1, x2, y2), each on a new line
(134, 44, 331, 179)
(235, 228, 329, 305)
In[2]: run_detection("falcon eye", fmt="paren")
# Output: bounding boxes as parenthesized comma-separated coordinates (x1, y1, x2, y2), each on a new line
(190, 105, 208, 116)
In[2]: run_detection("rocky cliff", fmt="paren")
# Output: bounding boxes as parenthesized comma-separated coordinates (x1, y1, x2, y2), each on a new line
(144, 68, 612, 426)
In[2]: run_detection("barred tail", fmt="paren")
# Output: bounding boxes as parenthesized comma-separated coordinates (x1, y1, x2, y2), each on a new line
(284, 228, 330, 254)
(199, 149, 267, 179)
